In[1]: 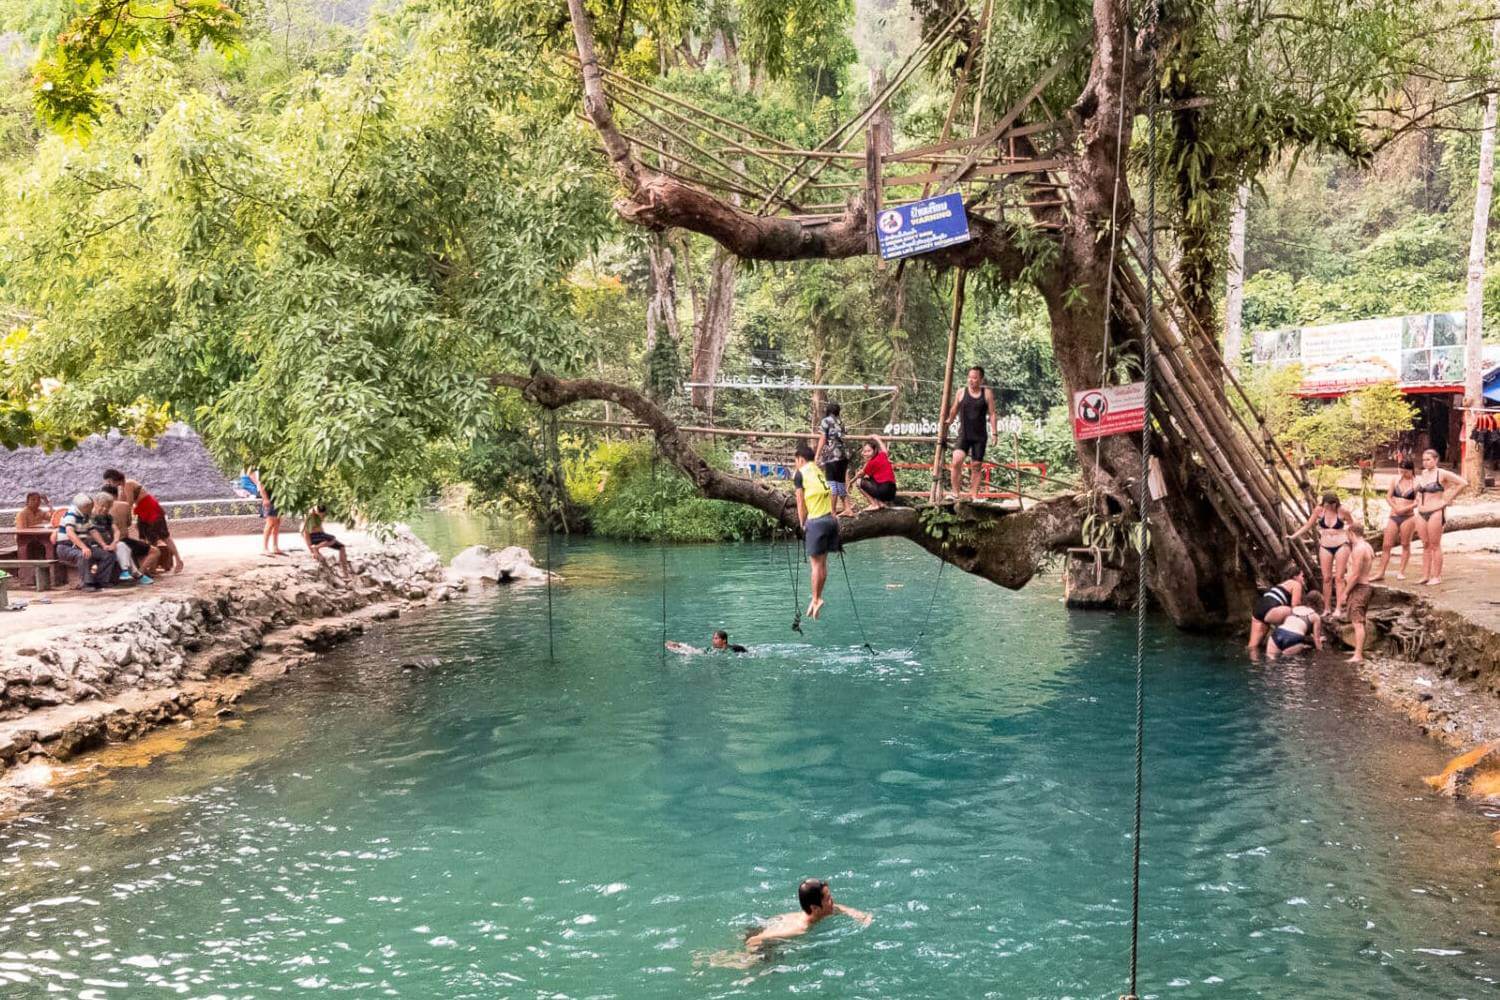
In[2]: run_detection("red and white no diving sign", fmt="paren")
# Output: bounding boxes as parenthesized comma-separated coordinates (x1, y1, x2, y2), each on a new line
(1072, 382, 1147, 441)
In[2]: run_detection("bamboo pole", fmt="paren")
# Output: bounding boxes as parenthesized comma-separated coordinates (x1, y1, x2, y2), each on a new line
(610, 92, 785, 203)
(931, 269, 967, 503)
(604, 80, 808, 177)
(1124, 228, 1315, 509)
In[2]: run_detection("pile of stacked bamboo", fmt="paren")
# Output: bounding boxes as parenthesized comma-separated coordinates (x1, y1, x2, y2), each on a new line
(1115, 230, 1318, 583)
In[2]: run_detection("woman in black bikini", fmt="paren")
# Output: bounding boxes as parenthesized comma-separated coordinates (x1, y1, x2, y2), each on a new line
(1372, 460, 1418, 581)
(1246, 565, 1305, 654)
(1289, 492, 1353, 616)
(1414, 448, 1467, 586)
(1265, 591, 1325, 660)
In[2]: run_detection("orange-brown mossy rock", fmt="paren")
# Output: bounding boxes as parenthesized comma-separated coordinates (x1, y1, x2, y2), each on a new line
(1425, 742, 1500, 801)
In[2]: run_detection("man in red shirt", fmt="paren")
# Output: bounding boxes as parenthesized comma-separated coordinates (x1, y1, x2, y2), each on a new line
(854, 434, 898, 512)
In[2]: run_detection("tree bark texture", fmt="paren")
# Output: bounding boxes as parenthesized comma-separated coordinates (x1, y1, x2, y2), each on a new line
(688, 247, 736, 413)
(493, 371, 1086, 590)
(1463, 17, 1500, 488)
(564, 0, 1257, 627)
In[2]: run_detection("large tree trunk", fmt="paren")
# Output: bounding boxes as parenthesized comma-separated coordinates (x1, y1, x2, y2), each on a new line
(1463, 19, 1500, 489)
(688, 249, 736, 415)
(563, 0, 1252, 627)
(1224, 182, 1249, 374)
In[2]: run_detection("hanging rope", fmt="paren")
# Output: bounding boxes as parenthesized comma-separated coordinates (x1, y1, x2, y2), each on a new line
(917, 556, 946, 639)
(653, 447, 668, 665)
(835, 550, 876, 656)
(779, 499, 804, 634)
(1127, 6, 1161, 998)
(543, 409, 559, 664)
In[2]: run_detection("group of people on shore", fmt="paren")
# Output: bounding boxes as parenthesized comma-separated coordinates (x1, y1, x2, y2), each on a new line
(21, 470, 183, 592)
(1250, 448, 1469, 662)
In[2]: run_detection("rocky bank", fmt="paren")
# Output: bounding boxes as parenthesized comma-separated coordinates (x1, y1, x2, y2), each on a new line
(0, 535, 551, 816)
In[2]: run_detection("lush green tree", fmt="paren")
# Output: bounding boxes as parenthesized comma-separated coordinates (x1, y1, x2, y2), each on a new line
(0, 5, 613, 519)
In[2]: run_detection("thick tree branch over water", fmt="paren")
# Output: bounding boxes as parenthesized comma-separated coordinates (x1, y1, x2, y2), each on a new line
(493, 371, 1086, 590)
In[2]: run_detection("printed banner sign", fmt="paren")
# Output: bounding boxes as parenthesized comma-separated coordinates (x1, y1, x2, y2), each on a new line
(875, 193, 971, 260)
(1251, 311, 1467, 393)
(1072, 382, 1147, 441)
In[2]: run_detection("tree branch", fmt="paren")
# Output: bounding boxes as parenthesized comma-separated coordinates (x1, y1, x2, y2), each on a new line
(491, 370, 1086, 589)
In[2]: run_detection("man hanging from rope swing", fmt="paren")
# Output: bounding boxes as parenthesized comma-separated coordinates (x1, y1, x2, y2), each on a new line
(949, 366, 997, 501)
(793, 444, 840, 619)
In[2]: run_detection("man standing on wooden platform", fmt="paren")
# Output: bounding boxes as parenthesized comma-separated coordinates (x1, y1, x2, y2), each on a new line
(949, 366, 997, 501)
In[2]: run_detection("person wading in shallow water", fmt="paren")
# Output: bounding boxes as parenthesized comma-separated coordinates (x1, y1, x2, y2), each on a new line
(1247, 565, 1305, 655)
(1265, 591, 1325, 660)
(1342, 522, 1375, 663)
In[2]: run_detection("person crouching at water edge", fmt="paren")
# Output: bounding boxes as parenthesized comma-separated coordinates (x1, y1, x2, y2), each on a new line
(302, 505, 351, 579)
(794, 445, 840, 619)
(1247, 564, 1305, 654)
(1265, 591, 1325, 660)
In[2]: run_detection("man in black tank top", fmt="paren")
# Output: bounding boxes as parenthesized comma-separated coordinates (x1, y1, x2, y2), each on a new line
(948, 366, 997, 500)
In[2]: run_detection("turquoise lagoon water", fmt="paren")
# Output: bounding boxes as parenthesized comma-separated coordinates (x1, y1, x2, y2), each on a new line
(2, 525, 1498, 999)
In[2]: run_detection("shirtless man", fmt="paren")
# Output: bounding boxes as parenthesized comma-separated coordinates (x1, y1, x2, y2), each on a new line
(744, 878, 871, 951)
(1342, 522, 1376, 663)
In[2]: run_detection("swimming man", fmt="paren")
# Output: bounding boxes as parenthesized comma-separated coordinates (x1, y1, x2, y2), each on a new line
(745, 878, 871, 951)
(665, 630, 748, 655)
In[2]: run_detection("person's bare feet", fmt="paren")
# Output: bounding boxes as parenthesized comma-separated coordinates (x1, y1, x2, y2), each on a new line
(1347, 653, 1364, 663)
(805, 598, 816, 619)
(809, 598, 825, 619)
(1424, 577, 1441, 586)
(1370, 573, 1385, 582)
(1396, 572, 1406, 580)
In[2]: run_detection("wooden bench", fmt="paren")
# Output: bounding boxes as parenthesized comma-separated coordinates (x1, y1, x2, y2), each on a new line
(0, 558, 66, 591)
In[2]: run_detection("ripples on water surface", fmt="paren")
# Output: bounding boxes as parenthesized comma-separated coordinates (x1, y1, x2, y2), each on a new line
(2, 526, 1498, 998)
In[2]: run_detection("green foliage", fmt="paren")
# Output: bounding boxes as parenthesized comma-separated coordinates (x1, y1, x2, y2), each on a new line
(32, 0, 245, 137)
(0, 6, 613, 520)
(567, 438, 774, 541)
(1284, 382, 1417, 468)
(917, 503, 977, 551)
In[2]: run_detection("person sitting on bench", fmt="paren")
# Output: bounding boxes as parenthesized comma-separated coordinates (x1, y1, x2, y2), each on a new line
(57, 494, 117, 591)
(14, 492, 52, 561)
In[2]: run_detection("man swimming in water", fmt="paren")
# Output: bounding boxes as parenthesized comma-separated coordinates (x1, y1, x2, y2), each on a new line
(744, 878, 871, 951)
(665, 630, 748, 655)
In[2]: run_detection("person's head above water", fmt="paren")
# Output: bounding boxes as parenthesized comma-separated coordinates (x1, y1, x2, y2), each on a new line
(966, 366, 985, 390)
(712, 630, 730, 649)
(794, 444, 815, 467)
(797, 878, 833, 916)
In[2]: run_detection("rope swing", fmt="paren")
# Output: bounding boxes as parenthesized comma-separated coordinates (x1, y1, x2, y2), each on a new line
(1126, 5, 1162, 998)
(543, 409, 559, 664)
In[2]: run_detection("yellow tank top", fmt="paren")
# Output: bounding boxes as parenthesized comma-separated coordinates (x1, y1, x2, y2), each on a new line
(798, 463, 832, 519)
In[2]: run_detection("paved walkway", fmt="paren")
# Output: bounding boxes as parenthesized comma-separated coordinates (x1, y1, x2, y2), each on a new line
(1, 525, 365, 640)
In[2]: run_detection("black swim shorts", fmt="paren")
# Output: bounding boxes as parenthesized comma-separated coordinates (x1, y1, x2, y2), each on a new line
(956, 435, 987, 464)
(804, 514, 842, 557)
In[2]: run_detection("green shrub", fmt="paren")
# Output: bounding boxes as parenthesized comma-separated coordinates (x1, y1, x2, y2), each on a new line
(567, 439, 775, 542)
